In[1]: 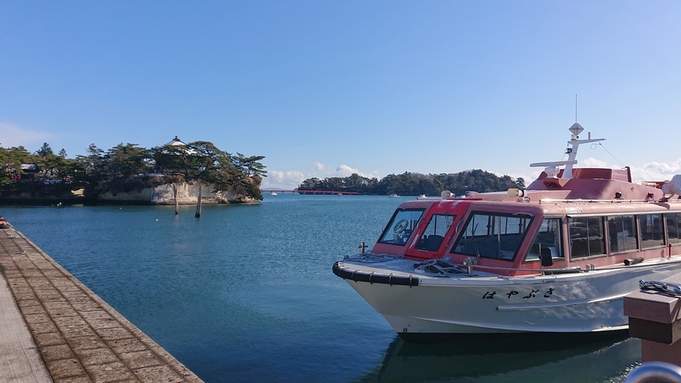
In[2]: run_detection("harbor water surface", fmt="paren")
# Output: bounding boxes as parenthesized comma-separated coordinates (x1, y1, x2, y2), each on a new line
(2, 194, 640, 382)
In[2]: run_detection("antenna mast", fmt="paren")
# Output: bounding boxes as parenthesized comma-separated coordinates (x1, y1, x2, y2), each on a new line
(575, 94, 578, 122)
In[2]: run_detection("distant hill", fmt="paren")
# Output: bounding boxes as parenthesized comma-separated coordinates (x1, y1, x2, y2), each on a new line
(298, 170, 525, 196)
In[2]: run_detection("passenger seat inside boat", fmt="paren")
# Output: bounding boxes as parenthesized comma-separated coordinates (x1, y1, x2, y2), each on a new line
(426, 235, 444, 251)
(415, 235, 444, 251)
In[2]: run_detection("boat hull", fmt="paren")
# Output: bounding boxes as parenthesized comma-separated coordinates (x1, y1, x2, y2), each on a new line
(340, 259, 681, 338)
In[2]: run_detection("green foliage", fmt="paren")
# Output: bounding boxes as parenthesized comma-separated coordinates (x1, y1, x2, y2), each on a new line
(233, 153, 267, 178)
(100, 143, 153, 195)
(34, 153, 80, 183)
(299, 174, 379, 194)
(35, 142, 53, 157)
(74, 144, 107, 196)
(0, 146, 33, 184)
(297, 170, 524, 196)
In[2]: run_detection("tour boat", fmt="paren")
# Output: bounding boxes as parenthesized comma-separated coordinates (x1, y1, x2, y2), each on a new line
(333, 123, 681, 339)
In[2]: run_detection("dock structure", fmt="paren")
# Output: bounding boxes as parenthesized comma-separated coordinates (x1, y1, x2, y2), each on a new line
(624, 274, 681, 367)
(0, 224, 204, 383)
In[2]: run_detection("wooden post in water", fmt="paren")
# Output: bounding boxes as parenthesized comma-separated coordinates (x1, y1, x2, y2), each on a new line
(173, 184, 179, 215)
(195, 185, 202, 218)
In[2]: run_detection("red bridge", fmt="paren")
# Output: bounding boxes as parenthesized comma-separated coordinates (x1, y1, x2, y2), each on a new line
(263, 189, 360, 195)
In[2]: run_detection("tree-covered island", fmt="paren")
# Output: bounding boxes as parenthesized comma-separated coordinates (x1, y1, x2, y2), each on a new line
(0, 137, 266, 204)
(298, 170, 525, 196)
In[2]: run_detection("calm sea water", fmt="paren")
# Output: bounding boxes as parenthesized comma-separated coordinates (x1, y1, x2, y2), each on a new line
(2, 194, 640, 382)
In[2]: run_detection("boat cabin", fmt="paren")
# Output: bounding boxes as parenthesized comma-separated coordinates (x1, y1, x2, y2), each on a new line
(373, 191, 681, 277)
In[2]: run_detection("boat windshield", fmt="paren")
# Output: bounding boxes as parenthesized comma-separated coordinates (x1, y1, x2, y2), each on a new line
(525, 218, 564, 261)
(378, 208, 425, 246)
(415, 214, 456, 251)
(452, 212, 533, 261)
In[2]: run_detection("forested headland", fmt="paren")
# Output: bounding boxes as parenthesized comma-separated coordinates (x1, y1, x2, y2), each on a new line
(0, 140, 266, 203)
(298, 170, 525, 196)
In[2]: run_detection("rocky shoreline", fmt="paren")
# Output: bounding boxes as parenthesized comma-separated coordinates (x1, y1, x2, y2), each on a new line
(0, 182, 259, 205)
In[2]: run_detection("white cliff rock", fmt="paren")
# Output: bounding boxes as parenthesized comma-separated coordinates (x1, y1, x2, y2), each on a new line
(97, 182, 258, 204)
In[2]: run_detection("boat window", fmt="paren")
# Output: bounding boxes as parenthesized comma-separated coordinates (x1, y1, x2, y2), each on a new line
(451, 212, 532, 261)
(608, 215, 639, 254)
(415, 214, 456, 252)
(569, 217, 606, 259)
(640, 214, 665, 249)
(525, 218, 564, 261)
(667, 213, 681, 245)
(378, 208, 425, 246)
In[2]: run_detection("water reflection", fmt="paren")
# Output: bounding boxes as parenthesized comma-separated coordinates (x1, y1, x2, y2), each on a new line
(359, 333, 639, 383)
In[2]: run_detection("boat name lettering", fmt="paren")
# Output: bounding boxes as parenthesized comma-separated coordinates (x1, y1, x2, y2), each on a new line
(483, 288, 555, 300)
(565, 207, 583, 214)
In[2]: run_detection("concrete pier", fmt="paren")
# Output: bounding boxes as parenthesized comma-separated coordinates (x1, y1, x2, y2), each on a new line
(624, 274, 681, 367)
(0, 224, 204, 383)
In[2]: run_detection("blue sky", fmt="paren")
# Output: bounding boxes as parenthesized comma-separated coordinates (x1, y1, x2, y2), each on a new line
(2, 1, 680, 189)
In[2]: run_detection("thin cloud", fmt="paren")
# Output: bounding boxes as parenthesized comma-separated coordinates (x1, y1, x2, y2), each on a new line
(260, 170, 306, 189)
(0, 123, 51, 148)
(631, 159, 681, 182)
(577, 156, 681, 182)
(311, 162, 379, 179)
(334, 164, 377, 178)
(580, 157, 609, 168)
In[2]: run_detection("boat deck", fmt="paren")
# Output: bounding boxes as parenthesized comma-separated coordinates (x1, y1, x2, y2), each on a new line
(0, 225, 204, 383)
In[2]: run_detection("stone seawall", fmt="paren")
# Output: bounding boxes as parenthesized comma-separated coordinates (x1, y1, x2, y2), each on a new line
(0, 224, 205, 382)
(1, 182, 259, 205)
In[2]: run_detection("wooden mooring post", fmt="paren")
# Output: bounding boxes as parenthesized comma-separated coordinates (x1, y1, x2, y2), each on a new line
(195, 185, 202, 218)
(173, 184, 179, 215)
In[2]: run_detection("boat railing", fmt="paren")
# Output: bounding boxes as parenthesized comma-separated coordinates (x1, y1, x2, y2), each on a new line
(445, 258, 681, 276)
(538, 198, 660, 204)
(459, 263, 582, 275)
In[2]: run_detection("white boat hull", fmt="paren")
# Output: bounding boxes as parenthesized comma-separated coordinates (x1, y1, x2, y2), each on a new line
(340, 258, 681, 337)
